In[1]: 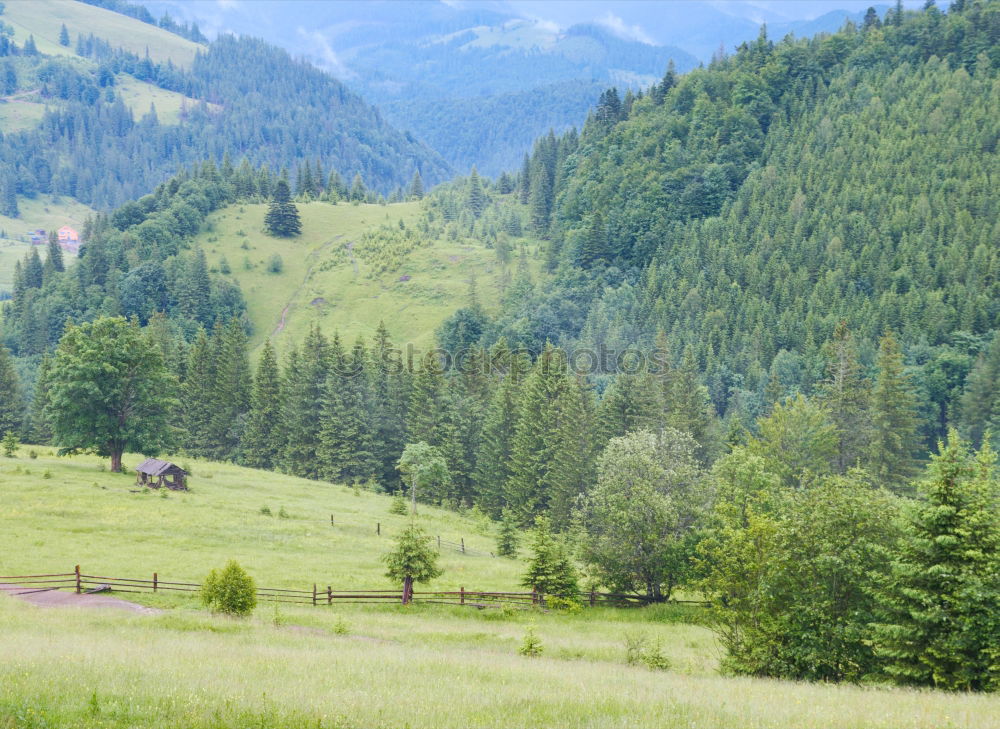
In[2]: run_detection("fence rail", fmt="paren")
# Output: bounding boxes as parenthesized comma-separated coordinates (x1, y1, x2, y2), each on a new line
(0, 567, 708, 610)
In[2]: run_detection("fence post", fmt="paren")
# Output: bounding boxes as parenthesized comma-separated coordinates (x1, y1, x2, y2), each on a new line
(376, 522, 380, 536)
(330, 514, 334, 526)
(153, 572, 158, 593)
(327, 586, 332, 606)
(437, 535, 441, 550)
(461, 538, 465, 554)
(75, 565, 81, 594)
(312, 583, 317, 606)
(589, 590, 595, 607)
(531, 590, 538, 605)
(460, 586, 465, 605)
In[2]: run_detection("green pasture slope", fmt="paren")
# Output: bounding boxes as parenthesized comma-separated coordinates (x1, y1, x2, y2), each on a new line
(1, 447, 998, 728)
(1, 0, 202, 66)
(198, 201, 542, 353)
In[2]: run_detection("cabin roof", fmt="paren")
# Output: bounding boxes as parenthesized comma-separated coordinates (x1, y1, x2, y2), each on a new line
(134, 458, 186, 476)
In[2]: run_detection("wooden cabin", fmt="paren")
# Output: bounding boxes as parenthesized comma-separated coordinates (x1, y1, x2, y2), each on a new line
(135, 458, 188, 491)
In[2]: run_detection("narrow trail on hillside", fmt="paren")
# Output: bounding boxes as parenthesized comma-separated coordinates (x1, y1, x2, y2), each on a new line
(270, 235, 344, 338)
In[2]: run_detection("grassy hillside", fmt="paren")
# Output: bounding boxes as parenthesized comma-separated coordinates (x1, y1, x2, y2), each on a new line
(199, 201, 542, 353)
(1, 447, 997, 728)
(0, 446, 516, 591)
(2, 0, 202, 66)
(115, 75, 210, 125)
(0, 195, 93, 292)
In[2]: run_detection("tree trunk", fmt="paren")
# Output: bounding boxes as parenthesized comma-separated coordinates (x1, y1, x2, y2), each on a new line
(402, 575, 413, 604)
(110, 448, 123, 473)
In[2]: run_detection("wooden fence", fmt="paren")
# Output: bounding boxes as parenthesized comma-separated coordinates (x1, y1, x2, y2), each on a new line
(327, 515, 494, 558)
(0, 567, 706, 609)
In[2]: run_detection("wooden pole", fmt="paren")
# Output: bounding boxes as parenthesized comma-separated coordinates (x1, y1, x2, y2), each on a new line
(437, 535, 441, 550)
(327, 586, 332, 606)
(461, 538, 465, 554)
(589, 590, 595, 607)
(330, 514, 334, 526)
(377, 522, 380, 536)
(312, 583, 317, 606)
(153, 572, 158, 593)
(75, 565, 81, 594)
(460, 586, 465, 605)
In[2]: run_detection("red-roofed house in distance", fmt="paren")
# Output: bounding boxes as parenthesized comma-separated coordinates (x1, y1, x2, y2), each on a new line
(57, 226, 80, 254)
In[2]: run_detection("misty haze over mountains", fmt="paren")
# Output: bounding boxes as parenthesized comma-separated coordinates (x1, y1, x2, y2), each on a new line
(135, 0, 924, 174)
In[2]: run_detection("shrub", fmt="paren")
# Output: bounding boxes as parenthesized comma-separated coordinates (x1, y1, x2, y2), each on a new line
(389, 490, 408, 515)
(333, 617, 349, 635)
(260, 505, 272, 516)
(1, 431, 17, 457)
(545, 595, 581, 614)
(201, 561, 257, 617)
(28, 450, 37, 459)
(278, 506, 290, 519)
(496, 508, 519, 558)
(518, 626, 543, 657)
(624, 632, 671, 671)
(42, 469, 52, 479)
(267, 254, 283, 273)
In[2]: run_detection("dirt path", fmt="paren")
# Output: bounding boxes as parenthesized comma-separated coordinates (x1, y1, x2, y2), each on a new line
(270, 235, 345, 338)
(0, 583, 162, 614)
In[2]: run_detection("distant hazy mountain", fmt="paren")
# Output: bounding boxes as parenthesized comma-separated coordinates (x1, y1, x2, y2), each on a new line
(134, 0, 923, 174)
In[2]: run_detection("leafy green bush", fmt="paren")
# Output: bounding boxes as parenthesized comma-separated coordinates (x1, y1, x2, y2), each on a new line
(267, 254, 283, 273)
(624, 632, 671, 671)
(201, 561, 257, 617)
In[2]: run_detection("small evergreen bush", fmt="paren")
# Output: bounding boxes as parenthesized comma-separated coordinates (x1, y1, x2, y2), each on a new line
(201, 561, 257, 617)
(389, 490, 408, 515)
(518, 626, 543, 657)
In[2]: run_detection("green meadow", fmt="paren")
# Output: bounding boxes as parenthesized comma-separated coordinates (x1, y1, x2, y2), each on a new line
(1, 0, 202, 66)
(1, 447, 998, 728)
(197, 201, 541, 354)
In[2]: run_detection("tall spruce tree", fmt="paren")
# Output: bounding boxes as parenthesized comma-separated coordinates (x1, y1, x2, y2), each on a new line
(547, 376, 597, 529)
(959, 331, 1000, 449)
(280, 325, 329, 478)
(408, 170, 424, 200)
(28, 352, 52, 444)
(264, 179, 302, 237)
(598, 368, 660, 447)
(872, 433, 1000, 691)
(242, 339, 282, 469)
(318, 336, 378, 483)
(210, 318, 251, 460)
(466, 167, 486, 218)
(182, 328, 217, 457)
(369, 321, 409, 489)
(505, 344, 574, 522)
(0, 345, 23, 437)
(818, 322, 873, 473)
(474, 340, 528, 516)
(867, 331, 922, 489)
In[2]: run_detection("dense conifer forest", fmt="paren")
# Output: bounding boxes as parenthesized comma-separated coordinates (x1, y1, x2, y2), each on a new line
(0, 4, 449, 211)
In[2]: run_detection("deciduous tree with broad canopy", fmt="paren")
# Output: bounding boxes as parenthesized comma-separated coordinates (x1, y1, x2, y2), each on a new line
(47, 317, 178, 472)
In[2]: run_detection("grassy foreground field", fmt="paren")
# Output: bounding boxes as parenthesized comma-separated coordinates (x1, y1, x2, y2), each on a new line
(1, 595, 996, 729)
(198, 201, 542, 353)
(2, 447, 999, 728)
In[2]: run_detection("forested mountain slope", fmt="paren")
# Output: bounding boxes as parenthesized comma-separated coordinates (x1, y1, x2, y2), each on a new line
(0, 0, 449, 216)
(476, 1, 999, 443)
